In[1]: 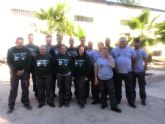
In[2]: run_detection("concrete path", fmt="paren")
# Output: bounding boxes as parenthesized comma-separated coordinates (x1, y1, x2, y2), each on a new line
(0, 80, 165, 124)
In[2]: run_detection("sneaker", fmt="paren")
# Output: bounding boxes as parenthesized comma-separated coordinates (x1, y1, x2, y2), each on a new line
(129, 103, 136, 108)
(111, 107, 122, 113)
(59, 103, 64, 108)
(91, 100, 99, 105)
(38, 104, 45, 108)
(141, 100, 146, 105)
(101, 104, 107, 109)
(7, 108, 14, 114)
(48, 103, 55, 107)
(24, 104, 32, 110)
(79, 104, 85, 109)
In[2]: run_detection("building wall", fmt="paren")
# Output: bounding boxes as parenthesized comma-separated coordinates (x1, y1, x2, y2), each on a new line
(0, 0, 165, 57)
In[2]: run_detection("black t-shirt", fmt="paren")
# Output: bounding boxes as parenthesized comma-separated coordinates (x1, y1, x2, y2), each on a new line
(7, 46, 31, 72)
(26, 44, 39, 56)
(67, 47, 77, 58)
(73, 54, 90, 77)
(55, 53, 72, 75)
(33, 54, 53, 77)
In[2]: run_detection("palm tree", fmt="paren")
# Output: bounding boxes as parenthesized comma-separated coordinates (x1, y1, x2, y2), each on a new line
(155, 21, 165, 43)
(34, 2, 76, 36)
(121, 9, 160, 46)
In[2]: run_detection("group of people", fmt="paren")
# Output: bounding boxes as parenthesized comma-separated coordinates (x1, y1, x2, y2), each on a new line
(6, 33, 148, 114)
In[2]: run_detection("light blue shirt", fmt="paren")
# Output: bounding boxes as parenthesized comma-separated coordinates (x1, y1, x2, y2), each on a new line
(133, 49, 147, 73)
(95, 56, 114, 80)
(111, 46, 136, 74)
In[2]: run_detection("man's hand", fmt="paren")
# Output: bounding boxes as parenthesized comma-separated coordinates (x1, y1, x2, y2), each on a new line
(85, 77, 88, 81)
(144, 65, 148, 73)
(94, 78, 99, 86)
(16, 70, 24, 76)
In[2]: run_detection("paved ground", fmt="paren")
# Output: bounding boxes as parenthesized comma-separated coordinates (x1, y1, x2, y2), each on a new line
(0, 80, 165, 124)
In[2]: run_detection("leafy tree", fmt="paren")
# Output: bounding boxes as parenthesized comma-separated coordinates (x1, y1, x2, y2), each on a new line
(121, 9, 160, 46)
(155, 21, 165, 43)
(34, 2, 76, 36)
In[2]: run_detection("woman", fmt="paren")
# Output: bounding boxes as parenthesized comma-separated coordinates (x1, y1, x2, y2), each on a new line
(73, 45, 90, 109)
(95, 47, 121, 113)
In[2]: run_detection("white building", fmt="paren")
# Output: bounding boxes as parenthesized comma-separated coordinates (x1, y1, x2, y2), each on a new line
(0, 0, 165, 59)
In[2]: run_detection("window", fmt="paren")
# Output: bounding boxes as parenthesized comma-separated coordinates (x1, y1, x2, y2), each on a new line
(11, 9, 33, 17)
(74, 15, 94, 23)
(152, 51, 162, 56)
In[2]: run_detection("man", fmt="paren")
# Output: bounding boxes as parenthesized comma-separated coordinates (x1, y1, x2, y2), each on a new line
(105, 38, 113, 54)
(67, 37, 77, 58)
(112, 37, 136, 108)
(49, 33, 64, 56)
(77, 36, 88, 50)
(86, 41, 99, 104)
(55, 45, 72, 107)
(67, 37, 77, 100)
(90, 42, 104, 104)
(33, 45, 55, 108)
(45, 34, 53, 54)
(49, 33, 64, 97)
(133, 38, 147, 105)
(26, 33, 39, 97)
(7, 37, 32, 114)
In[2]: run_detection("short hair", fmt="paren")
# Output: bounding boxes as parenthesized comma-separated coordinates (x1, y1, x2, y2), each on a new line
(98, 42, 104, 46)
(119, 37, 126, 42)
(134, 37, 141, 43)
(46, 34, 52, 38)
(28, 33, 33, 37)
(102, 46, 108, 50)
(16, 37, 24, 41)
(60, 44, 67, 49)
(69, 37, 74, 42)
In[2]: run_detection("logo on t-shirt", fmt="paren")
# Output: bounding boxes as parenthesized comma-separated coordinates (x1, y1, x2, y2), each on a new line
(57, 59, 69, 66)
(13, 53, 27, 61)
(37, 60, 49, 67)
(29, 48, 37, 54)
(54, 48, 60, 55)
(75, 60, 85, 67)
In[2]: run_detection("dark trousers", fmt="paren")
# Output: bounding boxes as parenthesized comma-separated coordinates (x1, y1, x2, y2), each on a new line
(91, 81, 100, 101)
(28, 69, 37, 96)
(57, 74, 71, 104)
(52, 75, 56, 97)
(36, 76, 54, 105)
(74, 77, 87, 105)
(88, 64, 99, 101)
(132, 71, 147, 101)
(99, 78, 117, 108)
(114, 72, 135, 104)
(8, 72, 30, 109)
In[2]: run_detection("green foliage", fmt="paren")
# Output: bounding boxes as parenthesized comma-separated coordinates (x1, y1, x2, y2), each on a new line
(121, 9, 161, 46)
(75, 25, 86, 39)
(34, 2, 83, 37)
(155, 21, 165, 43)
